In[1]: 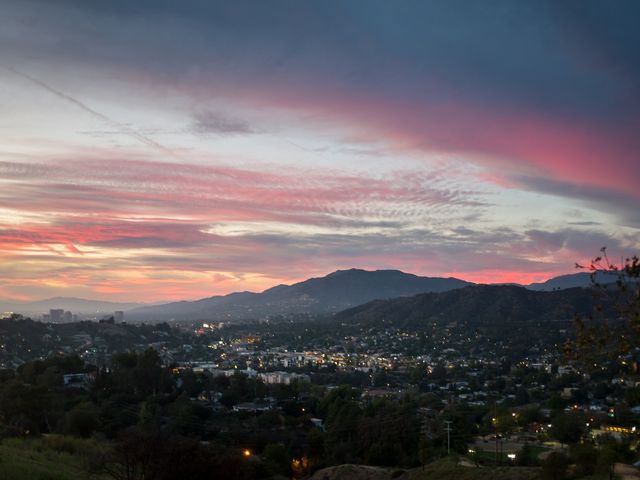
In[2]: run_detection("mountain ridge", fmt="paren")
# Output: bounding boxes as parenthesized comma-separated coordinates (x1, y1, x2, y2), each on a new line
(126, 268, 472, 322)
(525, 271, 619, 291)
(3, 270, 607, 321)
(334, 284, 603, 329)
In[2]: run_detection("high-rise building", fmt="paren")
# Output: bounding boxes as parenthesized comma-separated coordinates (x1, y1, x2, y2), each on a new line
(49, 309, 64, 322)
(114, 311, 124, 323)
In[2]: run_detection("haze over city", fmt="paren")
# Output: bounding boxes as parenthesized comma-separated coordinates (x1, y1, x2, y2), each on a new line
(1, 0, 639, 303)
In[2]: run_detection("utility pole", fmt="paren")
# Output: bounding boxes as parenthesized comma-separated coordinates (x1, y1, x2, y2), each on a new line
(420, 407, 431, 470)
(444, 420, 453, 455)
(494, 402, 499, 466)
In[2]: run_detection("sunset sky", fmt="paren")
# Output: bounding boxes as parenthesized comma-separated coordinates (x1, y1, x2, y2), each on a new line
(1, 1, 639, 302)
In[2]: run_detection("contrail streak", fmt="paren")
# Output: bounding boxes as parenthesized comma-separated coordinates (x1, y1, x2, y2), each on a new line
(5, 67, 179, 159)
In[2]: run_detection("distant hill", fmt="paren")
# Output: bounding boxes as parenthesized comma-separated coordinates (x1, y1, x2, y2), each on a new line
(334, 284, 602, 329)
(0, 297, 143, 316)
(127, 269, 472, 322)
(3, 270, 616, 322)
(525, 271, 619, 291)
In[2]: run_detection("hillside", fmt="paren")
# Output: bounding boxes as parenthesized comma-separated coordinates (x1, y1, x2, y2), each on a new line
(126, 269, 472, 322)
(334, 284, 602, 329)
(309, 459, 541, 480)
(526, 271, 619, 291)
(0, 436, 109, 480)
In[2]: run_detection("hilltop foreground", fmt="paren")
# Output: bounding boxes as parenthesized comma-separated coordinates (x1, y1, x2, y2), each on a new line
(309, 459, 541, 480)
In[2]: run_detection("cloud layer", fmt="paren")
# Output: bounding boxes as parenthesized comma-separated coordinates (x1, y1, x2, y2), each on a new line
(0, 0, 639, 301)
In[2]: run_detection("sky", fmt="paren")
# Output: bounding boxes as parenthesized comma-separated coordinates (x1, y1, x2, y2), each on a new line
(1, 0, 639, 302)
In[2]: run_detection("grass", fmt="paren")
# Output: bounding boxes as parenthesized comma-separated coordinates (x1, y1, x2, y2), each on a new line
(0, 435, 110, 480)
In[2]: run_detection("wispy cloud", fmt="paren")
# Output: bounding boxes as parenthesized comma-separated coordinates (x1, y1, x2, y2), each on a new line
(4, 67, 180, 160)
(191, 111, 256, 135)
(0, 157, 479, 224)
(1, 1, 638, 301)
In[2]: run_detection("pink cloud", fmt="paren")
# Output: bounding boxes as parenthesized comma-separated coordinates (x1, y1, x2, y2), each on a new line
(3, 78, 639, 302)
(202, 80, 639, 204)
(0, 220, 623, 302)
(0, 157, 476, 226)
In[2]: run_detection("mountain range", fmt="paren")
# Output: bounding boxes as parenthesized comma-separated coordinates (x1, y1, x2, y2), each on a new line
(126, 269, 610, 322)
(2, 269, 610, 322)
(126, 269, 472, 322)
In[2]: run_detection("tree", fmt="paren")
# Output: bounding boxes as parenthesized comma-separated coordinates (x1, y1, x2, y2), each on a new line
(550, 412, 585, 447)
(305, 428, 325, 467)
(569, 249, 640, 368)
(515, 444, 535, 466)
(138, 400, 162, 433)
(179, 369, 202, 397)
(64, 401, 100, 438)
(0, 380, 49, 435)
(133, 349, 167, 397)
(262, 443, 291, 477)
(570, 443, 597, 477)
(542, 452, 570, 480)
(167, 393, 202, 436)
(596, 447, 617, 478)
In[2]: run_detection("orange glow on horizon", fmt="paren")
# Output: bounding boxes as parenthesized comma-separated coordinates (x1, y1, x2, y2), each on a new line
(0, 267, 581, 303)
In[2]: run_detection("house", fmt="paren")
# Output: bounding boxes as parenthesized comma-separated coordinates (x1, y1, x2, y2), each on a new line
(63, 372, 94, 389)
